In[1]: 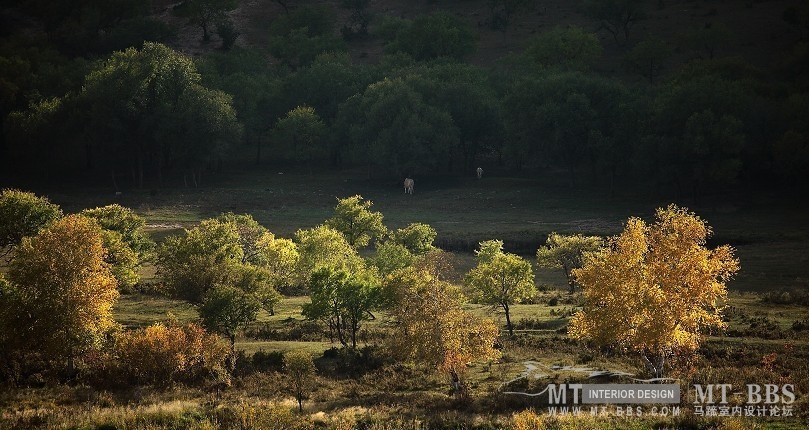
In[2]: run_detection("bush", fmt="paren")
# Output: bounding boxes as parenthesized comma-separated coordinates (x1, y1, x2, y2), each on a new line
(115, 322, 230, 387)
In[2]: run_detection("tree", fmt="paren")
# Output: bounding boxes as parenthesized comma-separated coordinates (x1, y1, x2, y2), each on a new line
(175, 0, 238, 42)
(624, 38, 671, 84)
(231, 264, 283, 315)
(268, 5, 346, 68)
(522, 26, 602, 71)
(370, 241, 415, 276)
(402, 63, 502, 173)
(325, 195, 387, 248)
(8, 215, 119, 374)
(389, 223, 437, 255)
(284, 350, 316, 412)
(569, 205, 739, 378)
(255, 234, 301, 292)
(487, 0, 531, 32)
(215, 212, 269, 264)
(536, 232, 602, 293)
(336, 78, 458, 177)
(503, 72, 631, 182)
(80, 204, 152, 257)
(273, 106, 327, 172)
(81, 204, 154, 289)
(0, 189, 62, 256)
(341, 0, 372, 38)
(158, 218, 244, 301)
(199, 285, 261, 362)
(78, 43, 241, 188)
(582, 0, 645, 44)
(294, 225, 364, 284)
(217, 18, 241, 50)
(387, 268, 500, 396)
(383, 12, 478, 61)
(302, 266, 381, 348)
(465, 240, 535, 336)
(681, 110, 745, 200)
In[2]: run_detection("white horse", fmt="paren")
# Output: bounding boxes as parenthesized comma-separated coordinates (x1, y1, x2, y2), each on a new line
(476, 167, 483, 179)
(404, 178, 414, 195)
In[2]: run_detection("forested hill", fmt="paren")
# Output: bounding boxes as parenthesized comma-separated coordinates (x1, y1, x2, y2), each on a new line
(1, 0, 808, 199)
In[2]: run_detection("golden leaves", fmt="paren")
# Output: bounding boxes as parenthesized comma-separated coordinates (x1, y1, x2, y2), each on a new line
(569, 205, 739, 356)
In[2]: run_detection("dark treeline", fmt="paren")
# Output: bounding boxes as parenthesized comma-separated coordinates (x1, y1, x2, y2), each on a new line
(1, 1, 808, 200)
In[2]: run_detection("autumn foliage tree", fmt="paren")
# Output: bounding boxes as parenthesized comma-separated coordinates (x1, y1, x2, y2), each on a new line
(465, 240, 535, 336)
(569, 205, 739, 378)
(387, 267, 500, 395)
(7, 215, 119, 374)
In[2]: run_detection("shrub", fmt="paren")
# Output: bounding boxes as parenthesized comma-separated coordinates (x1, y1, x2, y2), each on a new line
(115, 322, 230, 386)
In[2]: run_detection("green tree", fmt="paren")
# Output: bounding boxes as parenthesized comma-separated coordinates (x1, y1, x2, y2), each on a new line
(8, 215, 119, 374)
(403, 63, 503, 172)
(284, 350, 316, 412)
(199, 285, 261, 358)
(536, 232, 603, 293)
(570, 205, 739, 378)
(268, 5, 346, 68)
(175, 0, 238, 42)
(78, 42, 241, 188)
(158, 218, 244, 301)
(325, 195, 387, 249)
(274, 106, 327, 172)
(522, 26, 602, 71)
(302, 266, 381, 348)
(370, 241, 415, 276)
(336, 77, 458, 177)
(465, 240, 536, 336)
(503, 72, 631, 183)
(383, 12, 478, 60)
(582, 0, 645, 44)
(255, 234, 301, 292)
(389, 223, 437, 255)
(0, 189, 62, 256)
(294, 225, 364, 284)
(81, 204, 154, 288)
(215, 212, 270, 264)
(623, 38, 671, 84)
(80, 204, 152, 257)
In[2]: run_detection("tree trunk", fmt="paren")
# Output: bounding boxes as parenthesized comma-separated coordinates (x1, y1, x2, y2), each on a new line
(503, 302, 513, 336)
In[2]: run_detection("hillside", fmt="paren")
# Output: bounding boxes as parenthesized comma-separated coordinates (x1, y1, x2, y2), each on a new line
(155, 0, 804, 78)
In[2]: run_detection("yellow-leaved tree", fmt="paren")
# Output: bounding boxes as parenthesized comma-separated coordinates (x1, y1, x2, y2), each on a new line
(387, 267, 501, 396)
(8, 214, 119, 374)
(569, 205, 739, 378)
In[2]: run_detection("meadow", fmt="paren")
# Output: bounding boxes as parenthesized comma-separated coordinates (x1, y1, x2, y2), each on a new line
(3, 169, 808, 429)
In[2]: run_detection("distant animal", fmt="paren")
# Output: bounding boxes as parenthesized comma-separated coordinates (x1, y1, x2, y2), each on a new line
(404, 178, 414, 195)
(476, 167, 483, 179)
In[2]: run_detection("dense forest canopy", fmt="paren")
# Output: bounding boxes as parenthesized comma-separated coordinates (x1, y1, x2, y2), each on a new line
(1, 0, 808, 199)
